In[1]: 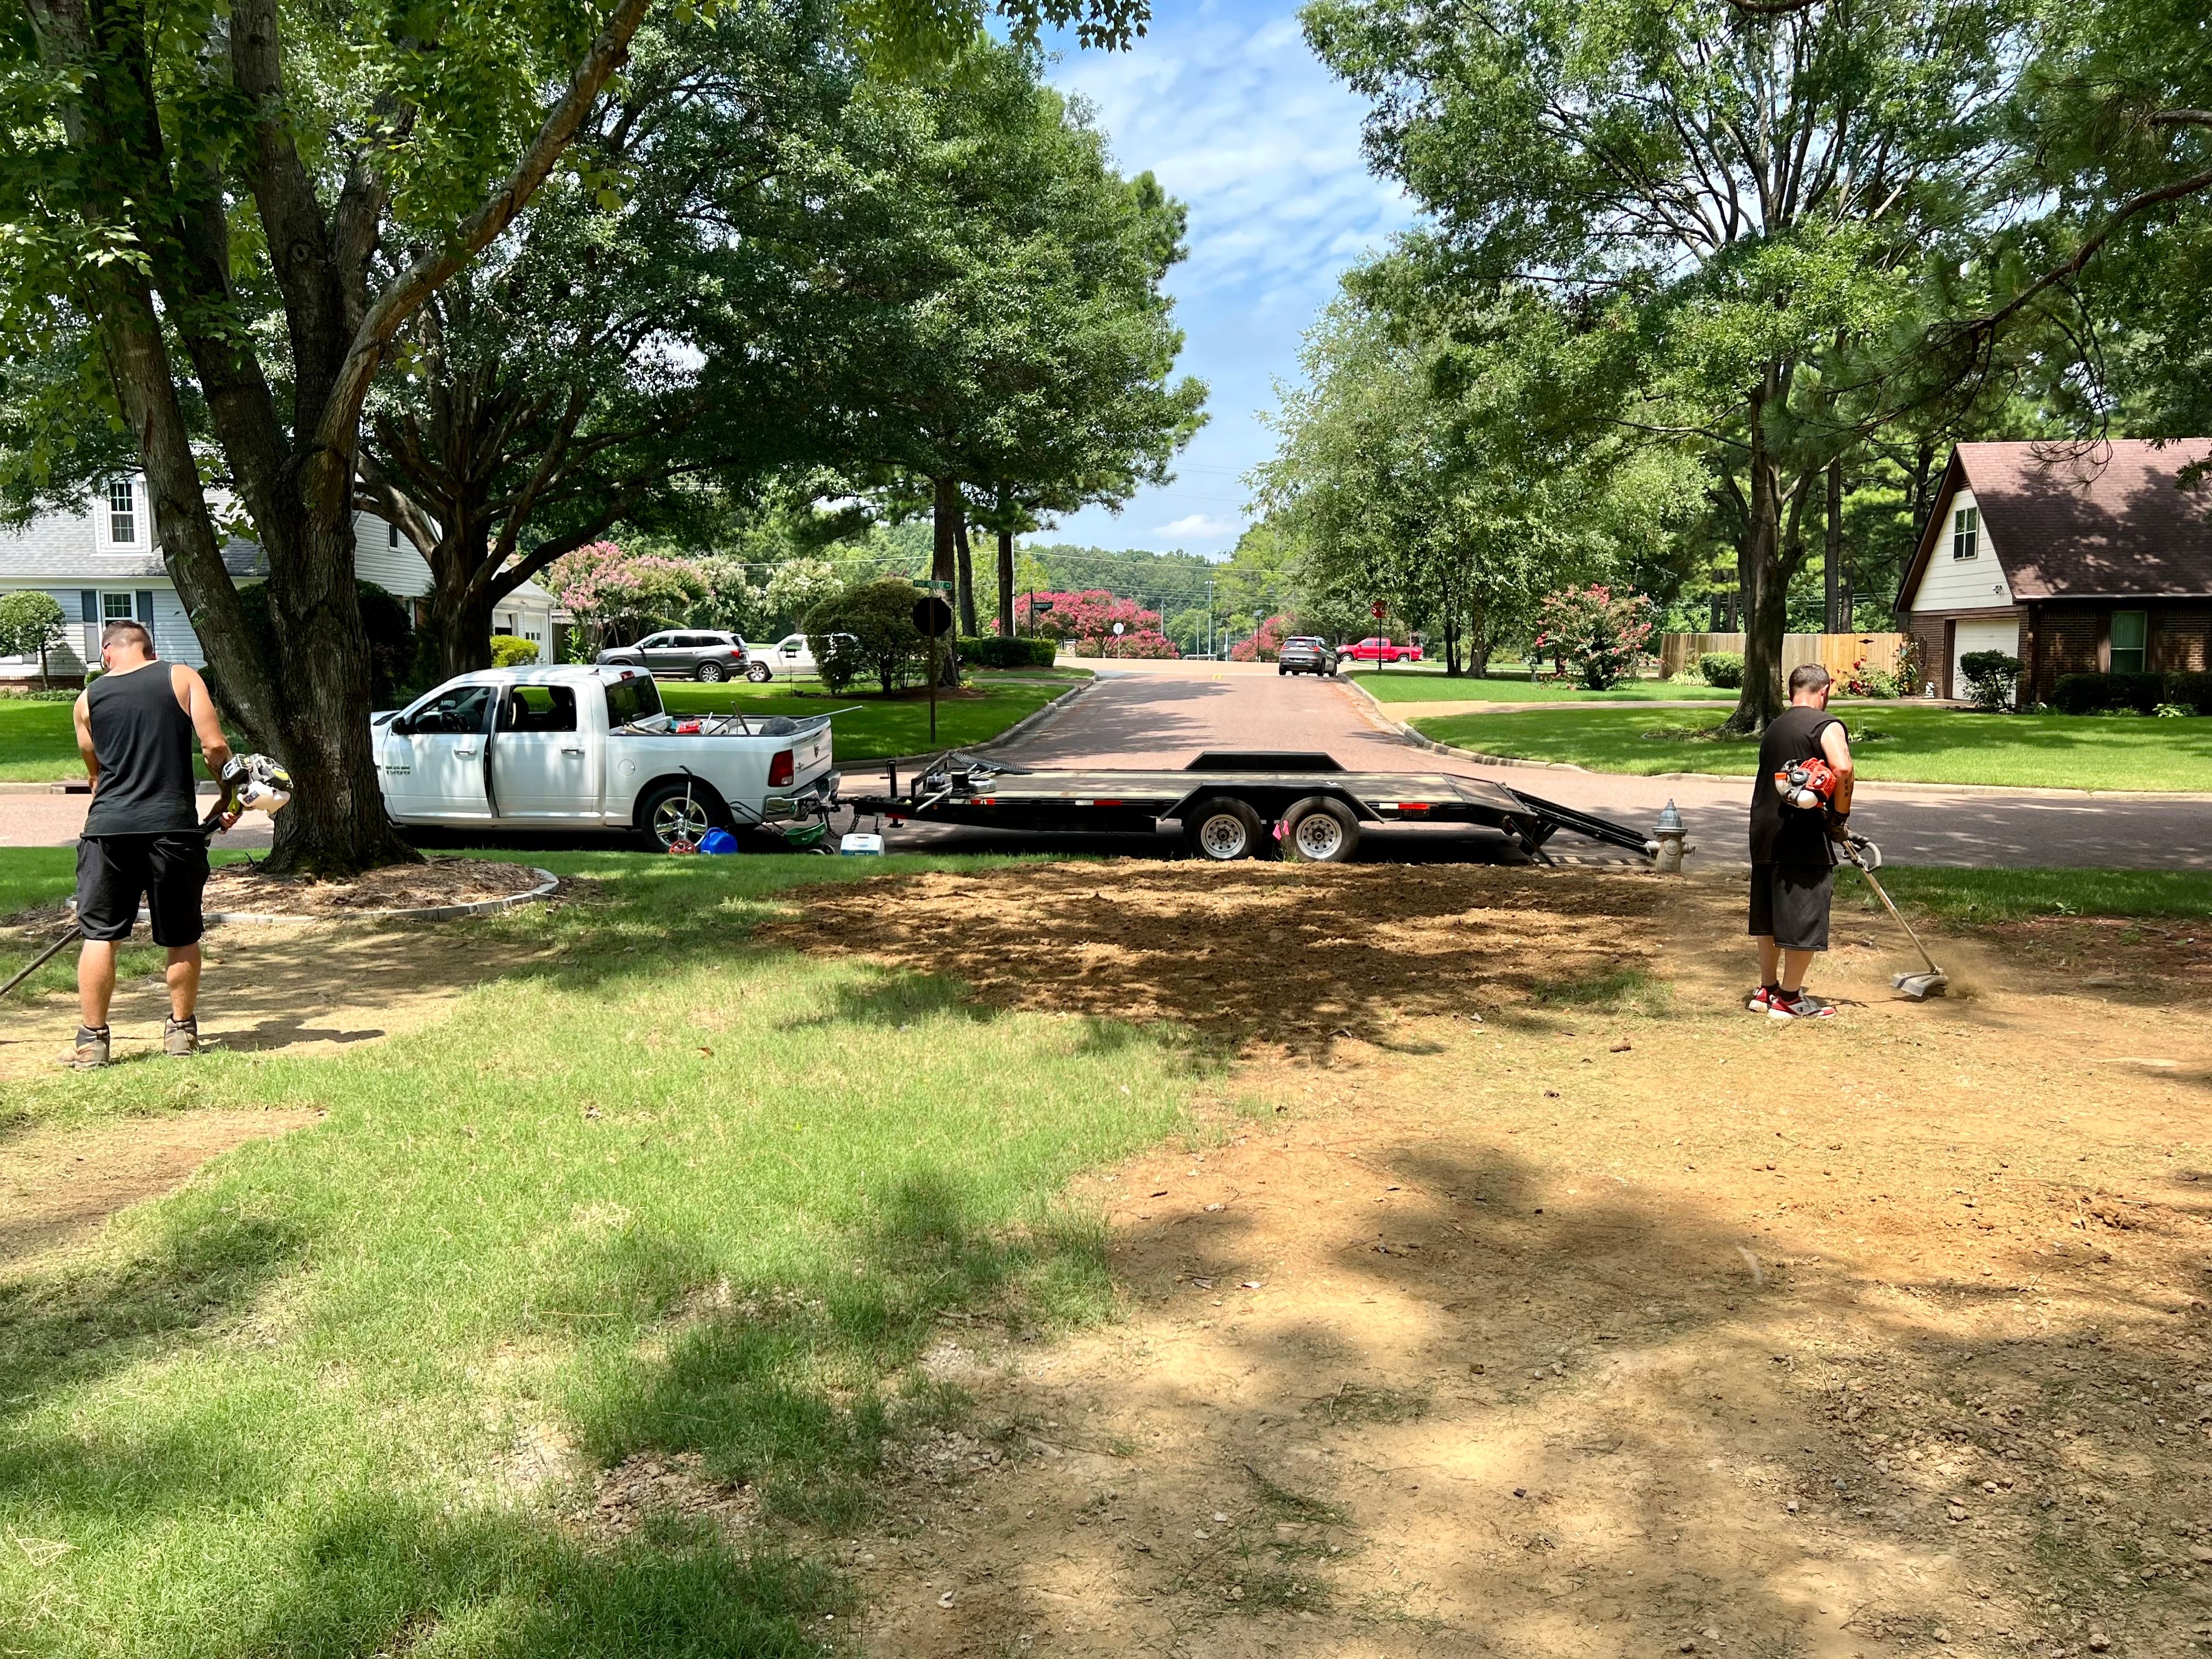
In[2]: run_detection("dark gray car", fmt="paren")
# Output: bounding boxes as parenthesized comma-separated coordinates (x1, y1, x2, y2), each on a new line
(596, 630, 751, 682)
(1277, 636, 1339, 676)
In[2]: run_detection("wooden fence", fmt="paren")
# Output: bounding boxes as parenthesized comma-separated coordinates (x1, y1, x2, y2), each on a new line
(1658, 631, 1906, 682)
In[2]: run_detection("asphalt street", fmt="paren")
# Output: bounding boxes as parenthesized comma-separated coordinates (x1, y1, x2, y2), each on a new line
(7, 662, 2204, 867)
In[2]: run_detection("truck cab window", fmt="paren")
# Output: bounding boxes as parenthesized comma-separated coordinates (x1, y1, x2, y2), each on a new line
(410, 685, 494, 734)
(501, 686, 577, 732)
(602, 674, 664, 728)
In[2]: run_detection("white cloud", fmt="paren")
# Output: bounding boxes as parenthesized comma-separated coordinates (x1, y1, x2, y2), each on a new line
(1156, 513, 1240, 538)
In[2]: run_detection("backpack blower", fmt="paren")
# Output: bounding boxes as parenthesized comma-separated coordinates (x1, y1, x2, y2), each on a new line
(1, 753, 292, 1001)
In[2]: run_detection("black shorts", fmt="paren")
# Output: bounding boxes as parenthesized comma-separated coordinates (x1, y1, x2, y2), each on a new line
(1748, 861, 1834, 952)
(76, 833, 208, 947)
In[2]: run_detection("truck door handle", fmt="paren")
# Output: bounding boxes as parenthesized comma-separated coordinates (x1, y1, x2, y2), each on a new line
(454, 746, 477, 758)
(561, 746, 585, 755)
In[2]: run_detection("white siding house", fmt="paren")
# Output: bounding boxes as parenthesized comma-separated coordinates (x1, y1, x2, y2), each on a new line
(0, 474, 558, 681)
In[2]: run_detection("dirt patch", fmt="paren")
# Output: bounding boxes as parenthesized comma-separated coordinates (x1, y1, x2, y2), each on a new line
(762, 863, 1667, 1050)
(763, 865, 2212, 1659)
(200, 856, 548, 916)
(0, 1108, 319, 1264)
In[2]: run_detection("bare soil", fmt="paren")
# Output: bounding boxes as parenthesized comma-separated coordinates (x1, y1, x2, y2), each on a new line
(770, 865, 2212, 1659)
(199, 856, 546, 916)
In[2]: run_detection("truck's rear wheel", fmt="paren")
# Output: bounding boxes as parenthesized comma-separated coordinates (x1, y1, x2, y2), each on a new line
(695, 661, 727, 682)
(638, 780, 729, 851)
(1282, 795, 1359, 863)
(1186, 798, 1266, 861)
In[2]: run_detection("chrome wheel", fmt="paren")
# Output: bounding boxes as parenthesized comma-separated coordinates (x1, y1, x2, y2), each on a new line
(1292, 811, 1346, 861)
(696, 661, 726, 682)
(1197, 811, 1253, 860)
(653, 793, 712, 847)
(746, 662, 773, 682)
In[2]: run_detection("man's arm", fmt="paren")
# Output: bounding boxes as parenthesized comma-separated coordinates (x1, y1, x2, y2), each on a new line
(73, 691, 98, 796)
(173, 665, 236, 824)
(1821, 719, 1855, 831)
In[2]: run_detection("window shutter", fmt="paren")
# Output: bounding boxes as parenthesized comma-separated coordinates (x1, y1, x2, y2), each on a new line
(136, 591, 156, 647)
(80, 590, 98, 623)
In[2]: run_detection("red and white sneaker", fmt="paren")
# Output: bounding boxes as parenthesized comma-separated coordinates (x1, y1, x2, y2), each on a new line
(1767, 990, 1836, 1020)
(1746, 985, 1777, 1013)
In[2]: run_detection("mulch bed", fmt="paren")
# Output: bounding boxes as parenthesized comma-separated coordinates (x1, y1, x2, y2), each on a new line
(200, 856, 547, 917)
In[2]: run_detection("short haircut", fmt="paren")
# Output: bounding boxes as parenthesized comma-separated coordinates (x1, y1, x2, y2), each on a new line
(101, 618, 153, 654)
(1788, 663, 1832, 695)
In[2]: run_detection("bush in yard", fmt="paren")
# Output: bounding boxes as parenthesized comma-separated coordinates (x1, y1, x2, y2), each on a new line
(1015, 590, 1164, 652)
(1697, 651, 1744, 689)
(1228, 615, 1292, 663)
(2053, 669, 2212, 715)
(546, 540, 703, 656)
(957, 635, 1058, 668)
(488, 635, 540, 667)
(0, 590, 66, 686)
(1841, 656, 1900, 698)
(805, 578, 927, 695)
(2168, 671, 2212, 715)
(1096, 628, 1180, 659)
(1957, 650, 2022, 710)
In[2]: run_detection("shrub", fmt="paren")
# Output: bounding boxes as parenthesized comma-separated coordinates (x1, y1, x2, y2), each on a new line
(2162, 670, 2212, 715)
(1839, 656, 1900, 698)
(1227, 615, 1292, 663)
(1532, 585, 1654, 690)
(2053, 669, 2212, 715)
(1096, 628, 1180, 659)
(956, 635, 1058, 669)
(2154, 702, 2197, 718)
(1699, 651, 1745, 689)
(1957, 650, 2022, 710)
(804, 578, 927, 695)
(488, 635, 540, 668)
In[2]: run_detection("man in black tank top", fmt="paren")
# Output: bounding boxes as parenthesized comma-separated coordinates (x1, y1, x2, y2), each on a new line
(1746, 663, 1855, 1020)
(67, 618, 235, 1068)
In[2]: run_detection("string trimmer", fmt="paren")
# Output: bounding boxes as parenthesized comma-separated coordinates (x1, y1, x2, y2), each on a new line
(0, 753, 292, 1002)
(1841, 834, 1949, 1000)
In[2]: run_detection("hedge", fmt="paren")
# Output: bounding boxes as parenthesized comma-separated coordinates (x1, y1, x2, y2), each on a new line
(956, 635, 1058, 668)
(1698, 651, 1745, 689)
(2050, 670, 2212, 715)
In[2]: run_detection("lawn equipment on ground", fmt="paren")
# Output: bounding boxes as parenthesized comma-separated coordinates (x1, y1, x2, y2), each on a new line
(1841, 834, 1949, 1000)
(0, 753, 292, 1001)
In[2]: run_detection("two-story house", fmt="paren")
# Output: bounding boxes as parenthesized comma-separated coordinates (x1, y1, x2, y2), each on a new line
(1896, 439, 2212, 702)
(0, 473, 560, 682)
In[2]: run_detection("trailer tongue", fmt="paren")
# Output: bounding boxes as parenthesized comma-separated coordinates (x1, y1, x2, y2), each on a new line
(849, 750, 1660, 864)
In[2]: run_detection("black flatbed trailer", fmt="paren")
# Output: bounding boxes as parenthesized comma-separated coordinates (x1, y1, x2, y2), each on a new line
(849, 750, 1658, 864)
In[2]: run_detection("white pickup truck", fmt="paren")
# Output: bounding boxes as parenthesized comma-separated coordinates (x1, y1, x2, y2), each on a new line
(371, 665, 839, 850)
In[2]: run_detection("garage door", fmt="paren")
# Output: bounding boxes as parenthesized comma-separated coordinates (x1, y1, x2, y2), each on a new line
(1952, 618, 2020, 703)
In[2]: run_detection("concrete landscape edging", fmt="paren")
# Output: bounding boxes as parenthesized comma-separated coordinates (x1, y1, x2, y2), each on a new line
(69, 867, 563, 928)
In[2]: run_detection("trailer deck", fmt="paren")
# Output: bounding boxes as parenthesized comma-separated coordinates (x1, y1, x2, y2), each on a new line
(849, 750, 1658, 864)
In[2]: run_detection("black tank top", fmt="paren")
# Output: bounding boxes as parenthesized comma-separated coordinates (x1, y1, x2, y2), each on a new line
(83, 663, 201, 836)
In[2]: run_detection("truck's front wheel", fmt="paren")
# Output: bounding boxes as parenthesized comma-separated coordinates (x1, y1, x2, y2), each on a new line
(637, 779, 729, 851)
(746, 662, 774, 683)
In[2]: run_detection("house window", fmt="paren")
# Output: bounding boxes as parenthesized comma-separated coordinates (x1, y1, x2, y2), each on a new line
(101, 591, 136, 623)
(2110, 610, 2147, 675)
(107, 479, 136, 545)
(1950, 504, 1978, 561)
(388, 520, 399, 548)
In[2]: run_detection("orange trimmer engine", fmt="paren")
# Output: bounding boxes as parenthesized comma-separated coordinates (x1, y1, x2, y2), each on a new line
(1771, 755, 1840, 812)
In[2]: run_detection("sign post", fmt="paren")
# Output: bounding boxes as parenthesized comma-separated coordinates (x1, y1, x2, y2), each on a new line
(1372, 601, 1387, 674)
(911, 588, 955, 744)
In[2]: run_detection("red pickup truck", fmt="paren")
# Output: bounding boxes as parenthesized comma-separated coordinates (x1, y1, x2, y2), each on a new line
(1340, 636, 1424, 663)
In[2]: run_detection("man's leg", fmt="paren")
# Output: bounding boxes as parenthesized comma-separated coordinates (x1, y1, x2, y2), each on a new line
(1778, 947, 1816, 994)
(166, 944, 202, 1021)
(1756, 934, 1780, 988)
(78, 938, 119, 1029)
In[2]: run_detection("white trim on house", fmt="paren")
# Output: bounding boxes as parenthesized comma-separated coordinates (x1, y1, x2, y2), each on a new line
(1907, 487, 2016, 613)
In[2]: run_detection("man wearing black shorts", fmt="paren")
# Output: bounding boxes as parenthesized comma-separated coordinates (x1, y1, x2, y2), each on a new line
(68, 618, 236, 1068)
(1747, 663, 1854, 1020)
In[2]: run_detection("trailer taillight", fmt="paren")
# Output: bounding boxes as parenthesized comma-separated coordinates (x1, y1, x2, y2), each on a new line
(768, 749, 794, 787)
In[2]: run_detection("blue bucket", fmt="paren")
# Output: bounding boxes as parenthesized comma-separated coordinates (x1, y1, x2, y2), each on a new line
(698, 828, 741, 856)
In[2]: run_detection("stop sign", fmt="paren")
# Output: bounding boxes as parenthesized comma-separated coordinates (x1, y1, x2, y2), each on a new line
(1370, 601, 1385, 619)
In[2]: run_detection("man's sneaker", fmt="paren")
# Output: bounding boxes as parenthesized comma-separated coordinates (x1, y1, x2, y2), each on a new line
(1746, 985, 1778, 1013)
(164, 1015, 200, 1058)
(1767, 990, 1836, 1020)
(67, 1025, 110, 1069)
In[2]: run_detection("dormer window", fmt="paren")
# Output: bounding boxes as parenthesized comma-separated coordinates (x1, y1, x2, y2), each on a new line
(107, 478, 136, 545)
(1950, 504, 1978, 561)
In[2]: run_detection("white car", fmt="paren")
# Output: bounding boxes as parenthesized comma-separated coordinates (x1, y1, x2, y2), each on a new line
(371, 665, 839, 850)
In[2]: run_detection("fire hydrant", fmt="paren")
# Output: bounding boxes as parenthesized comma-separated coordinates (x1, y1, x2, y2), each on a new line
(1652, 798, 1694, 874)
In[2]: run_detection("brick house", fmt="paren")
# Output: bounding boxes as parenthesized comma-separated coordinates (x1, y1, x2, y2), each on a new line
(1895, 439, 2212, 702)
(0, 472, 560, 682)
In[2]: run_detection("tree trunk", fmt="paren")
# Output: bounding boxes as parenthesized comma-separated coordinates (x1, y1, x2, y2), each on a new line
(430, 519, 498, 680)
(996, 520, 1015, 639)
(1824, 459, 1843, 634)
(954, 507, 978, 637)
(1723, 425, 1788, 735)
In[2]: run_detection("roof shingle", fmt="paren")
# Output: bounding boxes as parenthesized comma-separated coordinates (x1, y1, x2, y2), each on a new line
(1958, 438, 2212, 599)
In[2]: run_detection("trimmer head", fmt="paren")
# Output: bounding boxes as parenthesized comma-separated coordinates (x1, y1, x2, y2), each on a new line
(1892, 969, 1949, 1001)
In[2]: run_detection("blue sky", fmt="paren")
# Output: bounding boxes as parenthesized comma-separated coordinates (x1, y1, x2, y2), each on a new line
(1034, 0, 1413, 560)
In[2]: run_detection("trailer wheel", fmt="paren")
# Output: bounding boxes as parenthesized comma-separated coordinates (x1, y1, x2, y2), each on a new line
(1185, 798, 1266, 861)
(1282, 795, 1359, 863)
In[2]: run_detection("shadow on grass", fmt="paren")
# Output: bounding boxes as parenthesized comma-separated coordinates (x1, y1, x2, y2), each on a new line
(564, 1169, 1115, 1530)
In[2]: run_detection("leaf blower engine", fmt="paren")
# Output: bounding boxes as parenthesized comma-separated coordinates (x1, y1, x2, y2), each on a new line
(221, 753, 294, 817)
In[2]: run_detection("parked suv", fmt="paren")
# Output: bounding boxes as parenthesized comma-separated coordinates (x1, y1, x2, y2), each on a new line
(596, 630, 749, 682)
(1277, 636, 1340, 676)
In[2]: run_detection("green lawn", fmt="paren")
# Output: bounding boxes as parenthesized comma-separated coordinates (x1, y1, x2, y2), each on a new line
(1350, 670, 1735, 703)
(0, 696, 81, 782)
(1848, 865, 2212, 923)
(1413, 704, 2212, 792)
(1, 850, 1207, 1656)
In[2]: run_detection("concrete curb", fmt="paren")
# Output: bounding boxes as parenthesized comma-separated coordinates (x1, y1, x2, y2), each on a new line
(1342, 675, 2212, 803)
(70, 867, 561, 928)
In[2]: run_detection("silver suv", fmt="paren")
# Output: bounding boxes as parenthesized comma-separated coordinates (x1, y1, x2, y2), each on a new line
(596, 630, 751, 682)
(1277, 636, 1340, 676)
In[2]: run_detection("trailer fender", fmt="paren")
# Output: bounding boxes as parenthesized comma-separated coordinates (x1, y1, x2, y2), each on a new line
(1165, 782, 1377, 824)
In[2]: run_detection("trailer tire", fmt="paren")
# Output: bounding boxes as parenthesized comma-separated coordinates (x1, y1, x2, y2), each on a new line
(637, 778, 731, 852)
(1282, 795, 1359, 863)
(1184, 797, 1267, 862)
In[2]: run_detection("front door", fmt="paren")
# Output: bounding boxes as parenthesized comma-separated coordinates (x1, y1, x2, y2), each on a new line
(489, 685, 598, 819)
(387, 682, 495, 819)
(639, 633, 685, 674)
